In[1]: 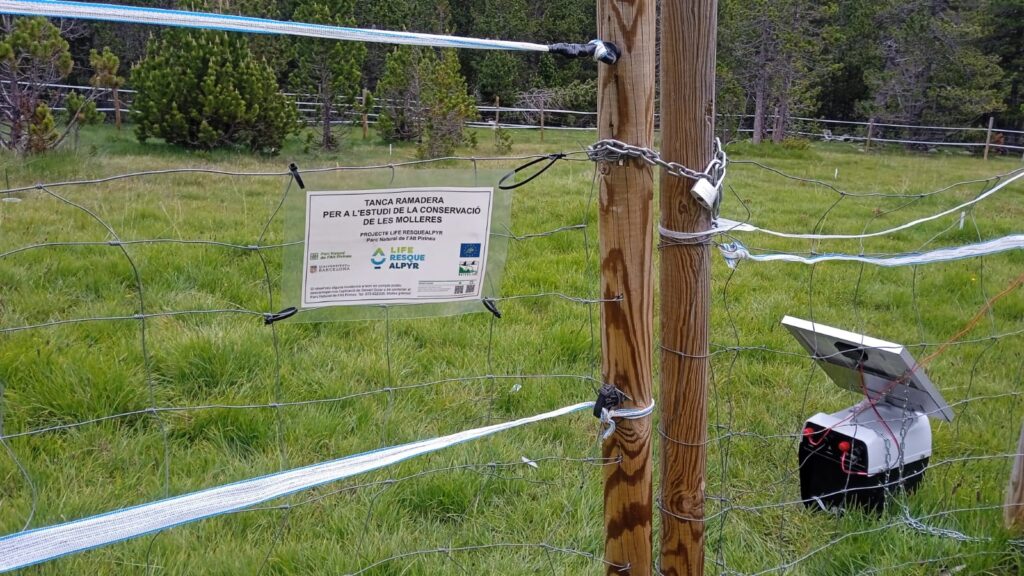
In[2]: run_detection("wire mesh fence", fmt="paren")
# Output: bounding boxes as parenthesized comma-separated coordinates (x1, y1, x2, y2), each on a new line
(0, 154, 616, 573)
(687, 156, 1024, 575)
(0, 140, 1022, 574)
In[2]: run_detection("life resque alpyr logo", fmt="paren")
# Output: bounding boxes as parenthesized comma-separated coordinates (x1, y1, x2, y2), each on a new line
(370, 247, 386, 269)
(372, 247, 427, 270)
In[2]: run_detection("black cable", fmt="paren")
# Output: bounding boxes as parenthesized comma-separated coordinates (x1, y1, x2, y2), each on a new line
(498, 154, 566, 190)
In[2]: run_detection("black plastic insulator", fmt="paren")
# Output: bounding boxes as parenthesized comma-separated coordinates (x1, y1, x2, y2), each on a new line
(264, 307, 298, 325)
(592, 383, 624, 418)
(482, 298, 502, 319)
(288, 163, 305, 189)
(548, 40, 620, 65)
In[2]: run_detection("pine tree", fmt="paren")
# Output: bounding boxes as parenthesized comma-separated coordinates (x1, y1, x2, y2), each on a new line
(0, 17, 74, 153)
(89, 47, 125, 131)
(290, 0, 365, 150)
(62, 91, 104, 149)
(862, 0, 1005, 126)
(981, 0, 1024, 130)
(131, 29, 298, 153)
(465, 0, 533, 101)
(231, 0, 296, 84)
(419, 49, 477, 158)
(375, 45, 429, 142)
(27, 103, 57, 154)
(475, 52, 523, 105)
(718, 0, 836, 143)
(356, 0, 450, 89)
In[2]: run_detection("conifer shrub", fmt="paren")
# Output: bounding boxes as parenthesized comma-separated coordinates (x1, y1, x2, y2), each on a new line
(131, 30, 297, 153)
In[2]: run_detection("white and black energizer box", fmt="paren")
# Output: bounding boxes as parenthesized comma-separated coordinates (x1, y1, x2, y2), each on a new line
(782, 316, 953, 511)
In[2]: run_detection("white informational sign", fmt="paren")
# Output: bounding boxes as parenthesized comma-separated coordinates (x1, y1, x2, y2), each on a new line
(301, 187, 493, 308)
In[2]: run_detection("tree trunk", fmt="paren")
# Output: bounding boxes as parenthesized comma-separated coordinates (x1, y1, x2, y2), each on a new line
(772, 73, 791, 144)
(320, 81, 333, 150)
(10, 86, 24, 152)
(752, 28, 769, 144)
(752, 78, 766, 144)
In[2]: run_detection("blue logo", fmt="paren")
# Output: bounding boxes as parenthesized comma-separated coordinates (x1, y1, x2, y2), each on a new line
(460, 243, 481, 258)
(370, 247, 387, 269)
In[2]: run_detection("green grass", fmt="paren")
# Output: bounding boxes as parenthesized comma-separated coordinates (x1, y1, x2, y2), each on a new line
(0, 125, 1022, 575)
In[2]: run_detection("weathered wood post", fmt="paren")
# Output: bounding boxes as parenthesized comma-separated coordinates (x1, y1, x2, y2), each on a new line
(596, 0, 656, 572)
(362, 88, 370, 140)
(658, 0, 717, 573)
(984, 116, 995, 161)
(540, 105, 545, 142)
(1005, 421, 1024, 529)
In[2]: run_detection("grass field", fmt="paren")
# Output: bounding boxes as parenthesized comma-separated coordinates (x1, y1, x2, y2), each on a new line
(1, 125, 1023, 575)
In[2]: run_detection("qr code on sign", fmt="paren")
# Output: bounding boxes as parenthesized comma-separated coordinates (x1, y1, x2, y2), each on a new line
(466, 284, 476, 294)
(454, 285, 464, 295)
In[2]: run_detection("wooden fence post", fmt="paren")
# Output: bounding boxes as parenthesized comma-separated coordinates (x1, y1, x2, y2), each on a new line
(493, 96, 500, 146)
(362, 88, 369, 140)
(540, 106, 545, 142)
(866, 117, 875, 151)
(596, 0, 656, 571)
(1005, 421, 1024, 530)
(658, 0, 717, 573)
(984, 116, 995, 160)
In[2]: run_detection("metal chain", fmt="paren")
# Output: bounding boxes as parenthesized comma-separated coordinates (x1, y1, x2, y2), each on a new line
(899, 505, 988, 543)
(586, 138, 727, 189)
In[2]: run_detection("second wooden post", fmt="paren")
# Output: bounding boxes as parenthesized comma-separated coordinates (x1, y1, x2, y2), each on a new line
(658, 0, 718, 574)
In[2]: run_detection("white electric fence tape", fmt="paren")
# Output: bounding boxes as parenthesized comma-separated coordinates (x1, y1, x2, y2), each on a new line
(0, 0, 551, 52)
(659, 169, 1024, 243)
(718, 234, 1024, 268)
(0, 402, 592, 573)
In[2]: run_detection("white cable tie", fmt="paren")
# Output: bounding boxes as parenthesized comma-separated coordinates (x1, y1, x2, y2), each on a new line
(599, 400, 655, 440)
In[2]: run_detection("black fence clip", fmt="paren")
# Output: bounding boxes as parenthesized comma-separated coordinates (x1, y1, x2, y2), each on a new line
(288, 163, 305, 189)
(593, 383, 625, 419)
(482, 298, 502, 319)
(498, 153, 566, 190)
(264, 307, 298, 325)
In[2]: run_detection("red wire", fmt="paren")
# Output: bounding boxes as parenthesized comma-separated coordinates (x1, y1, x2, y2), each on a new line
(846, 270, 1024, 422)
(858, 364, 901, 453)
(806, 427, 828, 446)
(840, 452, 868, 476)
(808, 272, 1023, 475)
